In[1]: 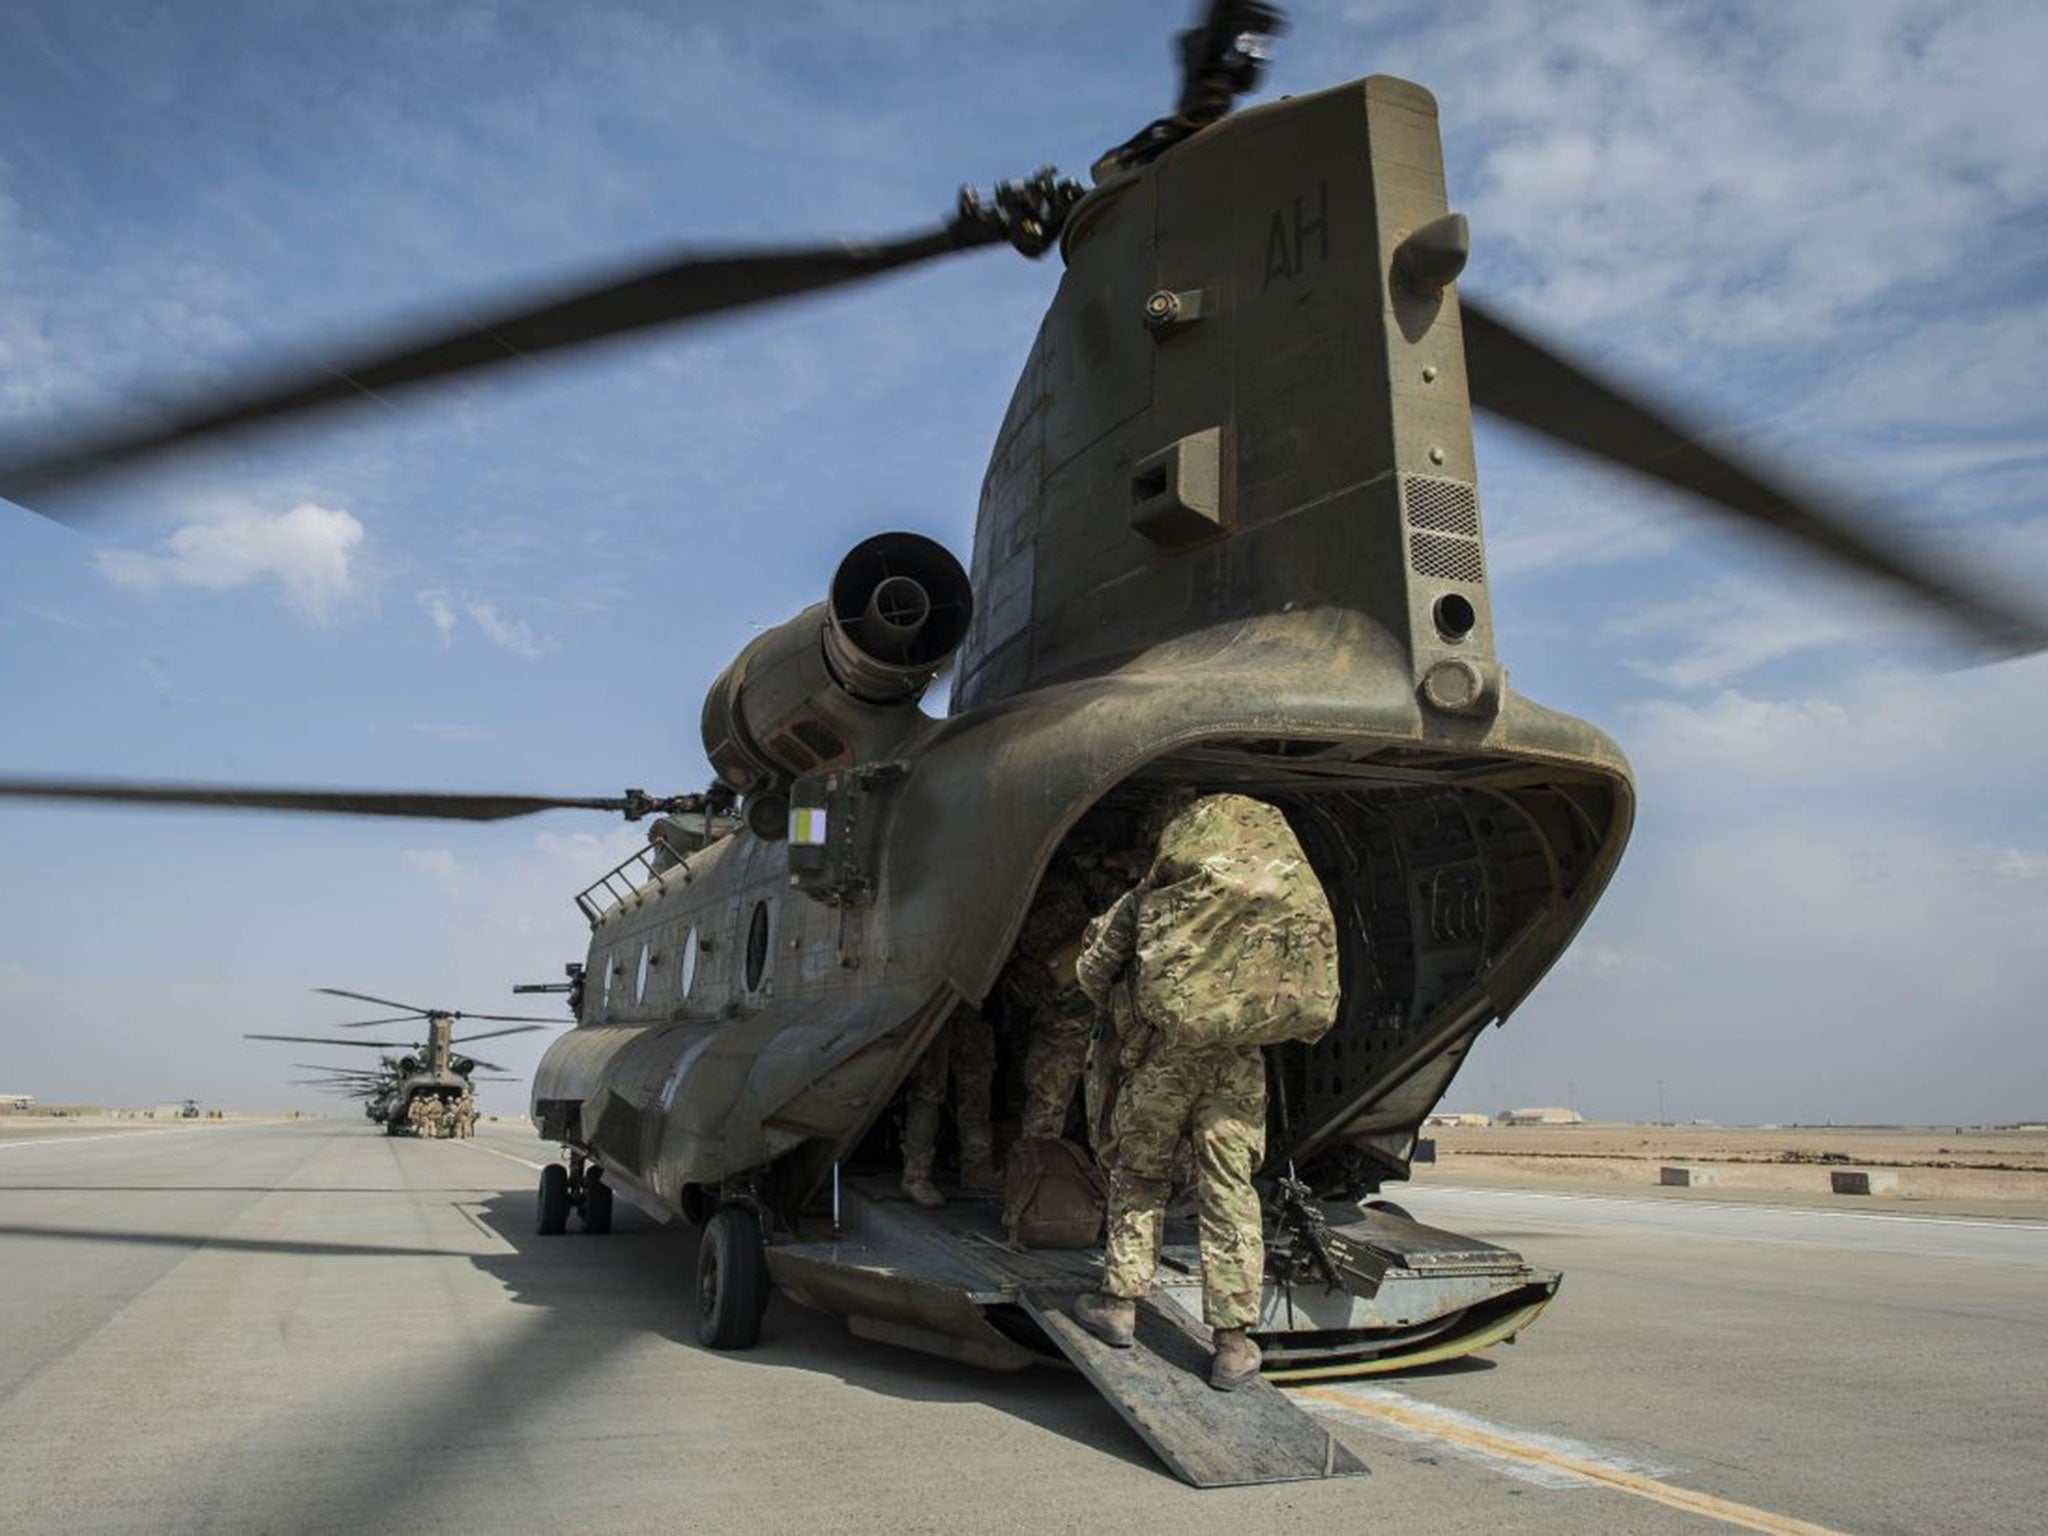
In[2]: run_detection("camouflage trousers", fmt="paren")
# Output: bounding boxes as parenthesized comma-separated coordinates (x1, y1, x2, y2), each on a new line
(904, 1011, 996, 1178)
(1019, 991, 1095, 1140)
(1101, 1039, 1266, 1329)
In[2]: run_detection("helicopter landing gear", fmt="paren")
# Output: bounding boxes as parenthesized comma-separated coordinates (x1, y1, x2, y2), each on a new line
(695, 1204, 770, 1351)
(536, 1162, 570, 1235)
(578, 1167, 613, 1235)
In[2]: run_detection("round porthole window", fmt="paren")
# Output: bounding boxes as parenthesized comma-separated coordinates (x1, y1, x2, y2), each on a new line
(681, 925, 699, 999)
(744, 900, 770, 993)
(635, 941, 651, 1004)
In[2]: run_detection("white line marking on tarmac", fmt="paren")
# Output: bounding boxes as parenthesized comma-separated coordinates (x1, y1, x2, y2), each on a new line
(1298, 1383, 1845, 1535)
(0, 1126, 262, 1152)
(451, 1139, 547, 1172)
(1416, 1183, 2048, 1232)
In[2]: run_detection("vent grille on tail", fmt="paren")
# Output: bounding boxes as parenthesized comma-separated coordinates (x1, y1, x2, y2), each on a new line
(1400, 474, 1485, 585)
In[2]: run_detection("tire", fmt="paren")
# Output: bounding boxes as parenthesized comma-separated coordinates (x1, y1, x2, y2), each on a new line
(695, 1205, 770, 1350)
(581, 1175, 614, 1235)
(536, 1162, 570, 1235)
(1365, 1198, 1414, 1222)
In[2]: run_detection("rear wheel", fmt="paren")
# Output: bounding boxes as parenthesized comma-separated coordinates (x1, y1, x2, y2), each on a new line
(695, 1205, 769, 1350)
(581, 1174, 614, 1235)
(536, 1162, 570, 1235)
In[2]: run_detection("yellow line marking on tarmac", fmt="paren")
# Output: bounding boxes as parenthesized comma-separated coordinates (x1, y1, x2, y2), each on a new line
(449, 1139, 547, 1172)
(1296, 1386, 1845, 1536)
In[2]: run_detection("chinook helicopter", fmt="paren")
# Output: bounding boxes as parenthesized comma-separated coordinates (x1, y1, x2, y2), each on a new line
(245, 989, 551, 1137)
(1, 0, 2043, 1489)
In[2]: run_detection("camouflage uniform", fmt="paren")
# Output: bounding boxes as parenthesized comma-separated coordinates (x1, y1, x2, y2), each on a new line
(903, 1010, 997, 1185)
(406, 1096, 426, 1136)
(1005, 849, 1126, 1141)
(1079, 793, 1311, 1332)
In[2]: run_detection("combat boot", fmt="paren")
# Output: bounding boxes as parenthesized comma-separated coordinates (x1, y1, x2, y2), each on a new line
(1209, 1327, 1262, 1391)
(1071, 1292, 1136, 1349)
(902, 1101, 944, 1207)
(959, 1152, 1002, 1194)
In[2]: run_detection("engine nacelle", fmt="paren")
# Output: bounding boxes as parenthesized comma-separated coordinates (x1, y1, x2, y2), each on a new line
(700, 532, 972, 798)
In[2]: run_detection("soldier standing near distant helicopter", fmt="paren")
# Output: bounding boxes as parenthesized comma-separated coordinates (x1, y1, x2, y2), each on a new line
(1071, 791, 1339, 1392)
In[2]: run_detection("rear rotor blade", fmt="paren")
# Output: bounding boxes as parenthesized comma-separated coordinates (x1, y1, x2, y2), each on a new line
(1459, 296, 2048, 657)
(316, 987, 433, 1015)
(448, 1012, 569, 1024)
(0, 781, 649, 821)
(451, 1025, 545, 1044)
(0, 223, 995, 515)
(327, 1015, 425, 1030)
(245, 1034, 415, 1048)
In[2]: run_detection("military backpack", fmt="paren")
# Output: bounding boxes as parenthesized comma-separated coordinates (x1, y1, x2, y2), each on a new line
(1002, 1135, 1105, 1249)
(1129, 794, 1341, 1051)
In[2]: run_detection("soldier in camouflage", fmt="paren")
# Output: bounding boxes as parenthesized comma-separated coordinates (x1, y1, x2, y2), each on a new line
(1072, 791, 1326, 1392)
(1004, 845, 1130, 1143)
(900, 1010, 998, 1208)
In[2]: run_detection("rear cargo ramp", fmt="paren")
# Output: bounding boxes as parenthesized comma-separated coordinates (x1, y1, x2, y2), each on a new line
(1019, 1287, 1368, 1488)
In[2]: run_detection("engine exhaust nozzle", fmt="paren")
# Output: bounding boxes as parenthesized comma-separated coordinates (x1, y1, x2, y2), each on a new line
(824, 533, 973, 703)
(854, 575, 932, 663)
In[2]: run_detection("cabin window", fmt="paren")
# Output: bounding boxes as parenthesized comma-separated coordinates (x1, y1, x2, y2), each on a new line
(681, 925, 700, 999)
(743, 900, 770, 993)
(601, 953, 617, 1010)
(635, 941, 651, 1004)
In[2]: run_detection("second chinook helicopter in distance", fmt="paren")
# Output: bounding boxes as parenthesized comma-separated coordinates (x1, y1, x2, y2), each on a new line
(246, 989, 554, 1139)
(2, 0, 2042, 1489)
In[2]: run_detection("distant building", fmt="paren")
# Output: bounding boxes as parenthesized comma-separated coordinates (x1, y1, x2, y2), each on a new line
(1424, 1112, 1492, 1128)
(1496, 1107, 1584, 1126)
(0, 1093, 35, 1111)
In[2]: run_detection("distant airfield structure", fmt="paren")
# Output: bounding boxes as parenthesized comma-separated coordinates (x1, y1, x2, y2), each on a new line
(1497, 1107, 1585, 1126)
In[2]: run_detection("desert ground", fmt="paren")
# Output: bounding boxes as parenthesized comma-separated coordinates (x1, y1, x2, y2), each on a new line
(1415, 1122, 2048, 1215)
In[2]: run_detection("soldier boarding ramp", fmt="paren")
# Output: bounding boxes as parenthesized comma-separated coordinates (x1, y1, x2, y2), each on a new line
(767, 1177, 1557, 1487)
(1020, 1287, 1365, 1486)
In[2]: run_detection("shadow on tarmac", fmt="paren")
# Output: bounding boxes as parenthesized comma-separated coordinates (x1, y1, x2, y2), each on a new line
(0, 1224, 477, 1260)
(463, 1189, 1156, 1472)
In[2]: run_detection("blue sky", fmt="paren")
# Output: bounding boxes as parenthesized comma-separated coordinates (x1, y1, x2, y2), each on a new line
(2, 1, 2044, 1122)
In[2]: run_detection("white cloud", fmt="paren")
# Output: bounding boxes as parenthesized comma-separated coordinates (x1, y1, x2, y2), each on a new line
(420, 589, 458, 646)
(1355, 2, 2048, 352)
(462, 595, 544, 658)
(1610, 576, 1891, 690)
(95, 502, 364, 620)
(401, 847, 461, 892)
(412, 586, 546, 657)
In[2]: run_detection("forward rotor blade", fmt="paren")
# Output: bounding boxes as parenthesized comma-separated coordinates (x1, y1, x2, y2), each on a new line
(0, 781, 649, 821)
(315, 987, 433, 1015)
(463, 1058, 508, 1073)
(245, 1033, 415, 1048)
(0, 223, 993, 514)
(451, 1025, 544, 1044)
(328, 1015, 425, 1030)
(1459, 296, 2048, 657)
(448, 1012, 569, 1024)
